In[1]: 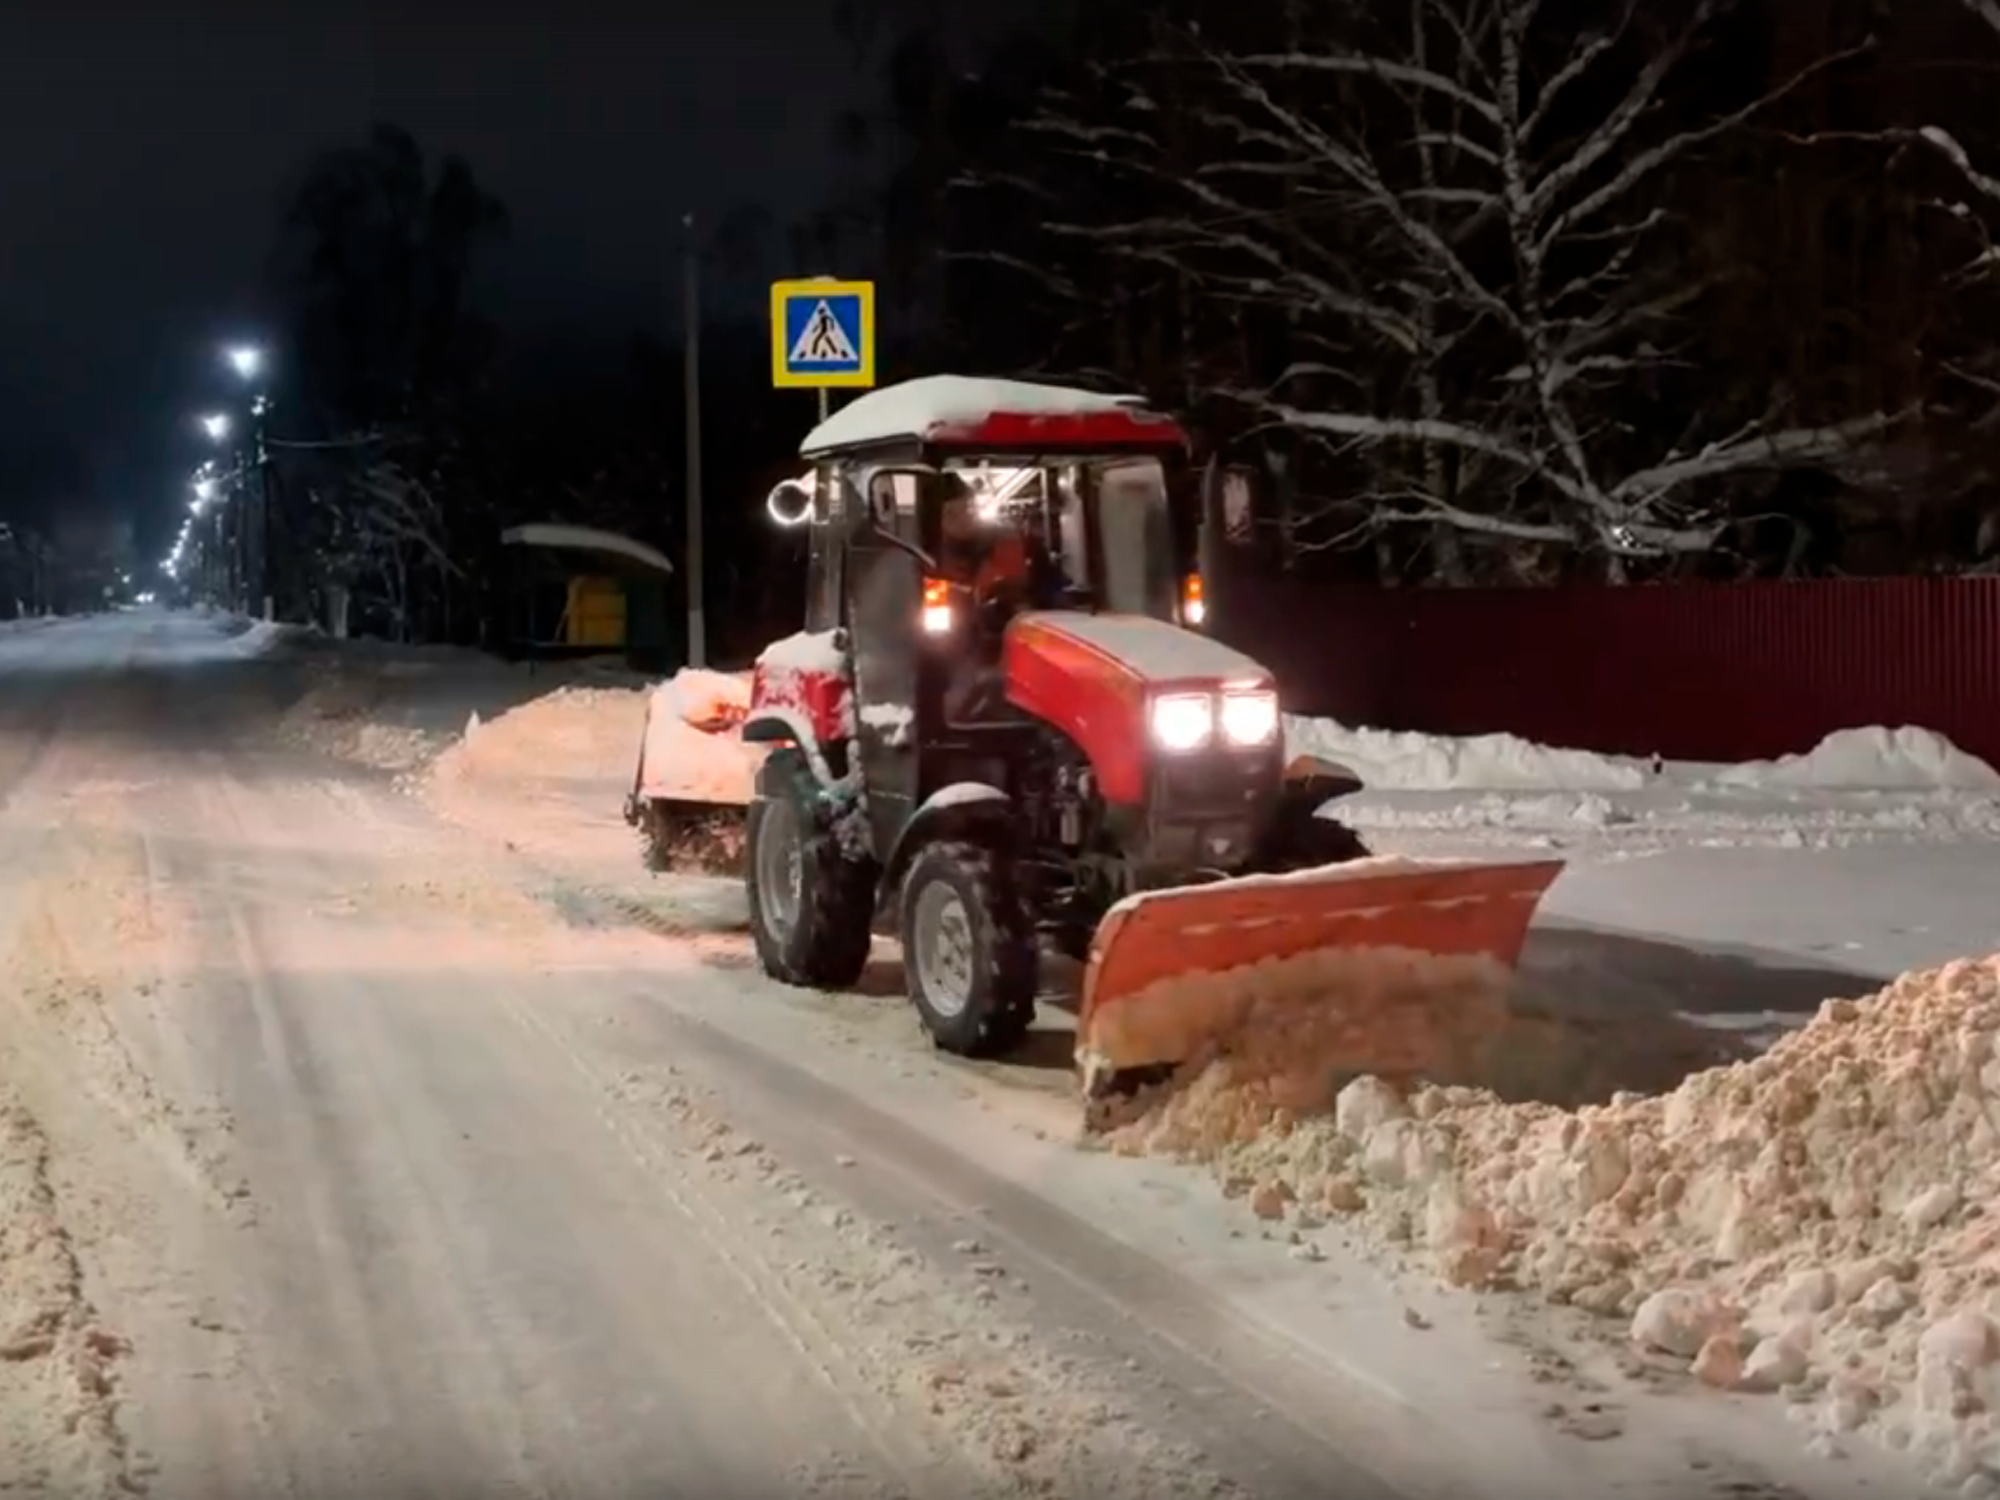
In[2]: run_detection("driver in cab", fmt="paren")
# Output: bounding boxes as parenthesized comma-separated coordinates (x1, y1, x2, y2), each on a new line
(935, 471, 1031, 610)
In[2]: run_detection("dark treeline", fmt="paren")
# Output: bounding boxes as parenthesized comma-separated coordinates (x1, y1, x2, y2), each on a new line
(840, 0, 2000, 585)
(21, 0, 2000, 636)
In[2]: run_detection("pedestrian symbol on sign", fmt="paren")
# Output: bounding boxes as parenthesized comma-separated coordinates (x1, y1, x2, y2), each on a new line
(770, 279, 875, 390)
(788, 300, 860, 366)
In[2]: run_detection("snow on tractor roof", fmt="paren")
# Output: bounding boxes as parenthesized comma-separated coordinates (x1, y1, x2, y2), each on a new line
(800, 375, 1187, 457)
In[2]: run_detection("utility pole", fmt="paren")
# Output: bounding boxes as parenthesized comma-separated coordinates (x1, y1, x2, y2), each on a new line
(253, 401, 273, 620)
(682, 211, 706, 669)
(233, 455, 248, 612)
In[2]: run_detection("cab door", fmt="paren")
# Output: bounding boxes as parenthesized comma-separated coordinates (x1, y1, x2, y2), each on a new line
(844, 468, 924, 859)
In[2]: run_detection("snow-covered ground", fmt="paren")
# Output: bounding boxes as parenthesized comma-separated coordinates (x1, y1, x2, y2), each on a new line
(6, 608, 1993, 1499)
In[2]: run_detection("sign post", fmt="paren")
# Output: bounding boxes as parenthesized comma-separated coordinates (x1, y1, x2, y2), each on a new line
(770, 278, 876, 425)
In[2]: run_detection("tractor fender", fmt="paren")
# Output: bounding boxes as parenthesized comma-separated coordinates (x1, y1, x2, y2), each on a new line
(744, 709, 845, 788)
(880, 782, 1014, 893)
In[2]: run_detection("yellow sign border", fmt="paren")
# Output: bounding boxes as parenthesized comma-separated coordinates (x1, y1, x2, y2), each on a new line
(769, 279, 876, 389)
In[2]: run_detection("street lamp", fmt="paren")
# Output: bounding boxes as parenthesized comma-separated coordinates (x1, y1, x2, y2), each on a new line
(199, 412, 230, 442)
(225, 344, 263, 380)
(192, 477, 217, 503)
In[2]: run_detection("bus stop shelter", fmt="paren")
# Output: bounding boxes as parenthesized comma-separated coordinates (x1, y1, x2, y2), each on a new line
(499, 522, 680, 672)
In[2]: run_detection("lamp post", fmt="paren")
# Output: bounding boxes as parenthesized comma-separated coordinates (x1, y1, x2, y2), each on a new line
(195, 414, 238, 608)
(222, 345, 274, 620)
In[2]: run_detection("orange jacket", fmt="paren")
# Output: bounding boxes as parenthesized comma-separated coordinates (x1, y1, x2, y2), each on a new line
(971, 533, 1030, 600)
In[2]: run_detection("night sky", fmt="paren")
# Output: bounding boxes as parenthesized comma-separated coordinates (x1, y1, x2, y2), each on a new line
(2, 4, 1010, 543)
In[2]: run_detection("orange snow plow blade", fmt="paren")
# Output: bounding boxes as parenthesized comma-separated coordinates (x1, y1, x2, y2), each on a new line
(1074, 857, 1565, 1087)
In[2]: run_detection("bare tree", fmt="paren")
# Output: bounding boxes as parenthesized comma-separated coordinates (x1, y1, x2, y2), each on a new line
(1006, 0, 1891, 577)
(303, 459, 461, 641)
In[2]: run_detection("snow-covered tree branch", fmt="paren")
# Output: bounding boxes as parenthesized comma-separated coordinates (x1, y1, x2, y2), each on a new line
(959, 0, 1895, 578)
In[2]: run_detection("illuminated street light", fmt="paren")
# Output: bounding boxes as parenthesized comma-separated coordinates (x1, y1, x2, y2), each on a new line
(192, 477, 218, 502)
(199, 412, 230, 441)
(225, 344, 263, 379)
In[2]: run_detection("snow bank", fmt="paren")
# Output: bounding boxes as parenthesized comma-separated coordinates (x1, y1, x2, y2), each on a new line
(435, 683, 650, 788)
(217, 619, 300, 656)
(275, 669, 438, 772)
(1707, 726, 2000, 792)
(1106, 952, 2000, 1488)
(1287, 715, 2000, 795)
(1285, 716, 1649, 792)
(420, 682, 659, 868)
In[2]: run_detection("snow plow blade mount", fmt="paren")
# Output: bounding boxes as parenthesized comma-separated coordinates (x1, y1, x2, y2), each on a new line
(1074, 857, 1566, 1086)
(627, 669, 763, 875)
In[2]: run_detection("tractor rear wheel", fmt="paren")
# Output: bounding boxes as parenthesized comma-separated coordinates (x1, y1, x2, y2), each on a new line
(746, 751, 875, 988)
(898, 840, 1037, 1057)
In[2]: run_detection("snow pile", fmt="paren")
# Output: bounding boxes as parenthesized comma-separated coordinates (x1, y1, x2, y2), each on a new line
(216, 619, 305, 658)
(1708, 726, 2000, 793)
(420, 683, 653, 868)
(1285, 715, 2000, 796)
(430, 683, 649, 789)
(276, 669, 438, 771)
(1109, 953, 2000, 1488)
(1284, 716, 1649, 793)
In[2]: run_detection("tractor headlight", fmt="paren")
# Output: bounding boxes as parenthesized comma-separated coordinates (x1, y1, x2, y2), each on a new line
(1219, 688, 1279, 746)
(1149, 692, 1213, 752)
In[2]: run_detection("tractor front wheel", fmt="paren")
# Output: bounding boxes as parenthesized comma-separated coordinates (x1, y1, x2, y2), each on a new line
(898, 840, 1037, 1057)
(746, 752, 875, 989)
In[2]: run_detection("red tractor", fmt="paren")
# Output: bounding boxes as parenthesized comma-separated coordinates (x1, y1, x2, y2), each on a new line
(629, 376, 1562, 1094)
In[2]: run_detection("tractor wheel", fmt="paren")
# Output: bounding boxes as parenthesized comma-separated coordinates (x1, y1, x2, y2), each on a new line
(898, 840, 1037, 1057)
(746, 752, 876, 989)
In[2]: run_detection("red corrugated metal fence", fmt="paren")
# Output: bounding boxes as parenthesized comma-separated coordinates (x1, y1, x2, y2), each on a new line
(1212, 576, 2000, 766)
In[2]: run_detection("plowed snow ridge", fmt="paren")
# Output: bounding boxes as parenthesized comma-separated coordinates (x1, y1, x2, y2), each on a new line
(1105, 950, 2000, 1493)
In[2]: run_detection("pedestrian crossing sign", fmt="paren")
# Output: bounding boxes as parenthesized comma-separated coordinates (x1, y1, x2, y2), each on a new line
(770, 279, 876, 389)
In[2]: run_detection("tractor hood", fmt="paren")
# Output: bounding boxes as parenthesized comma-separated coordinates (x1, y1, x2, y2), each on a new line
(1000, 611, 1278, 808)
(1006, 610, 1272, 688)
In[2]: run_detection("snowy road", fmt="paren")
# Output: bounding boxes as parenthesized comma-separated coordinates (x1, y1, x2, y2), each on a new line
(0, 613, 1439, 1500)
(3, 611, 1979, 1500)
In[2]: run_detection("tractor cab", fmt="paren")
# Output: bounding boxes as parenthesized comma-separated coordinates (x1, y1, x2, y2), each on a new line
(761, 378, 1216, 863)
(765, 377, 1203, 644)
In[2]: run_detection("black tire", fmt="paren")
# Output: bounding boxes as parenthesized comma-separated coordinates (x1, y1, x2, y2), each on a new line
(745, 752, 876, 989)
(897, 839, 1038, 1057)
